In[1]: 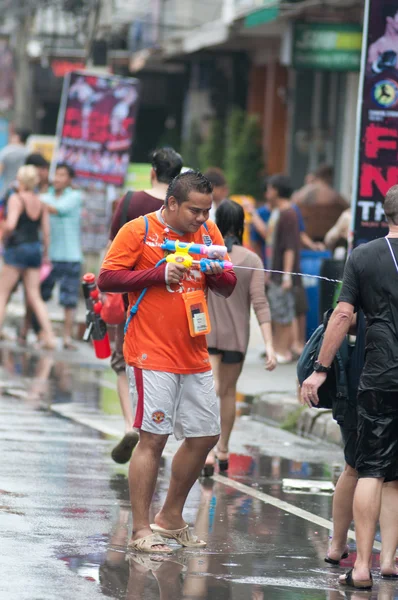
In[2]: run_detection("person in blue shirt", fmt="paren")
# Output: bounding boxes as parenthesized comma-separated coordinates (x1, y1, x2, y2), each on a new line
(40, 163, 82, 350)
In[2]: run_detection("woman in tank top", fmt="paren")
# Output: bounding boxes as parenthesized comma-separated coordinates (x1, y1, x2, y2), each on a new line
(0, 165, 56, 348)
(203, 200, 277, 476)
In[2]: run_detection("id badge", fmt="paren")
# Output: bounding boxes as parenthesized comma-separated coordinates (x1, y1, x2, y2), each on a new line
(182, 290, 211, 337)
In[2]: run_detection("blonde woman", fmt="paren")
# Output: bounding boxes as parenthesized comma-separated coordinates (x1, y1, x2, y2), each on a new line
(0, 165, 56, 348)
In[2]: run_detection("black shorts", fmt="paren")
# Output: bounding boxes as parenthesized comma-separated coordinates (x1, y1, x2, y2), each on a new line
(356, 389, 398, 482)
(340, 425, 357, 469)
(208, 348, 244, 364)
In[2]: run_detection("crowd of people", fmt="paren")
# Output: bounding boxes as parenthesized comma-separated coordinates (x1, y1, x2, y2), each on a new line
(0, 129, 83, 351)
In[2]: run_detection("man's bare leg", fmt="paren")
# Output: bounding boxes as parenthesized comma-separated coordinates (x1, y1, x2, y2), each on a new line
(380, 480, 398, 576)
(340, 477, 383, 582)
(129, 430, 169, 549)
(118, 371, 134, 432)
(328, 463, 357, 561)
(63, 307, 76, 348)
(155, 435, 219, 529)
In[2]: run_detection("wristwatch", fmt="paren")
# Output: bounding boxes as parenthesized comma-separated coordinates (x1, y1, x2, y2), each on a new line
(314, 360, 331, 373)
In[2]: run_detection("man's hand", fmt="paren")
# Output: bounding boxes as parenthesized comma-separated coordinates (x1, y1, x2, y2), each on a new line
(281, 275, 293, 291)
(301, 372, 327, 407)
(166, 263, 187, 285)
(205, 261, 223, 275)
(242, 197, 255, 215)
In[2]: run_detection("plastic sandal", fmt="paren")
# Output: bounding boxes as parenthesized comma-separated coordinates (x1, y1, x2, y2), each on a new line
(150, 524, 206, 548)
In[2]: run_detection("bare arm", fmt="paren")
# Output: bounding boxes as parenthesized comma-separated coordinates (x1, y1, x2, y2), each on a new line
(282, 249, 295, 290)
(3, 193, 22, 234)
(301, 231, 325, 251)
(260, 322, 277, 371)
(250, 212, 268, 240)
(301, 302, 354, 406)
(41, 205, 50, 259)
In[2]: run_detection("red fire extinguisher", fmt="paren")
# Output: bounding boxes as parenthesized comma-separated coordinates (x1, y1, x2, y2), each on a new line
(81, 273, 111, 359)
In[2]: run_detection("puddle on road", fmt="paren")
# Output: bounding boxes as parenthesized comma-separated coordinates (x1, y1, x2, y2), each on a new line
(56, 475, 387, 600)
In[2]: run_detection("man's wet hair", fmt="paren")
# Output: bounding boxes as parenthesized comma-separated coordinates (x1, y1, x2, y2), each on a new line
(14, 127, 30, 144)
(166, 170, 213, 206)
(25, 153, 49, 169)
(204, 167, 227, 188)
(150, 147, 183, 184)
(268, 174, 293, 199)
(384, 184, 398, 225)
(216, 199, 244, 245)
(315, 164, 334, 185)
(56, 162, 75, 179)
(383, 3, 398, 21)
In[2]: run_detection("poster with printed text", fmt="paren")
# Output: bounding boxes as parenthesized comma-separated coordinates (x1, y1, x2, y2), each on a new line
(54, 71, 140, 188)
(352, 0, 398, 247)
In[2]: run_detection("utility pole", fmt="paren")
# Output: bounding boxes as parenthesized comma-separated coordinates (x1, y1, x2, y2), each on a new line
(14, 9, 34, 129)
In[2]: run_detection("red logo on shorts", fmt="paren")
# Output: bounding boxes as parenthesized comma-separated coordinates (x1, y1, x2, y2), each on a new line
(152, 410, 165, 423)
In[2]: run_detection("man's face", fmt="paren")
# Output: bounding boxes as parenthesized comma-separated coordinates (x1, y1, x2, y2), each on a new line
(38, 167, 49, 185)
(212, 184, 228, 204)
(169, 191, 212, 233)
(53, 168, 71, 192)
(266, 184, 278, 207)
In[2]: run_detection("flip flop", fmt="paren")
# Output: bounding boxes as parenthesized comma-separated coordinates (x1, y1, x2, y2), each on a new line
(150, 524, 207, 548)
(127, 533, 174, 554)
(381, 573, 398, 579)
(111, 431, 140, 464)
(339, 568, 373, 590)
(325, 551, 349, 566)
(127, 554, 168, 572)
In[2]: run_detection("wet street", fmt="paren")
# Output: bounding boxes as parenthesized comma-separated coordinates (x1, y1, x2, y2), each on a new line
(0, 345, 396, 600)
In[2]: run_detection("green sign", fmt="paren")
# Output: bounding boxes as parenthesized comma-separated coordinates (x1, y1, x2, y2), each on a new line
(244, 1, 279, 28)
(293, 23, 362, 71)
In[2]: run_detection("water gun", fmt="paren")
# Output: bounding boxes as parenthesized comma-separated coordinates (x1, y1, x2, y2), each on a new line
(160, 239, 233, 272)
(81, 273, 111, 359)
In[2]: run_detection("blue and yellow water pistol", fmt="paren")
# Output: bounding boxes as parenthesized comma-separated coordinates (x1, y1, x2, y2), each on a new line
(160, 239, 233, 272)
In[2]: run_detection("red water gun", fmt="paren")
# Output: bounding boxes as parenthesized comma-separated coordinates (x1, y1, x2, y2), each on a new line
(81, 273, 111, 359)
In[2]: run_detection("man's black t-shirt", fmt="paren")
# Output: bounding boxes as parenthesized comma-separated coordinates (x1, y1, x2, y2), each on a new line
(339, 237, 398, 392)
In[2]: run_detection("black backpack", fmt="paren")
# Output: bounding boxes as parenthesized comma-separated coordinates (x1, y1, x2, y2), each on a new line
(297, 310, 349, 412)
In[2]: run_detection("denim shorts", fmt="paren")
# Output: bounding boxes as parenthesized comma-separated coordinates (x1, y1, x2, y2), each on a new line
(41, 261, 81, 308)
(3, 241, 42, 269)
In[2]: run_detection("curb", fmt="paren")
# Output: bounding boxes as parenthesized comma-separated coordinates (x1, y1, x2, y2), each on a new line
(251, 394, 342, 447)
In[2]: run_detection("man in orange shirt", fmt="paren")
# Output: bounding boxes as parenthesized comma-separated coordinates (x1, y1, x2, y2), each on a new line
(99, 171, 236, 553)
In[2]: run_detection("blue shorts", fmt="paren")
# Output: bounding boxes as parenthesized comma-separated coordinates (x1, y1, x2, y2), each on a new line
(3, 241, 42, 269)
(41, 261, 81, 308)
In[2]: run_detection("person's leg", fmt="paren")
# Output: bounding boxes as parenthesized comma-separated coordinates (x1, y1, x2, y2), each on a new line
(111, 367, 139, 464)
(0, 265, 22, 333)
(327, 462, 358, 562)
(22, 270, 56, 347)
(349, 477, 384, 580)
(129, 430, 169, 546)
(217, 360, 244, 459)
(273, 322, 293, 361)
(204, 353, 222, 470)
(59, 262, 81, 348)
(155, 370, 220, 528)
(380, 480, 398, 576)
(118, 371, 134, 432)
(154, 434, 219, 531)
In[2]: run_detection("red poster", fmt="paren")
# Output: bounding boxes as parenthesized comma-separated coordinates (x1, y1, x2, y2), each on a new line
(54, 71, 140, 187)
(352, 0, 398, 246)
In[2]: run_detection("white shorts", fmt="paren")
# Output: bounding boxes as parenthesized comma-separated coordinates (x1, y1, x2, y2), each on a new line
(127, 367, 220, 440)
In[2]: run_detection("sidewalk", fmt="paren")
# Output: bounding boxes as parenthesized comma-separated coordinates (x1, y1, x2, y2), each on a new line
(237, 311, 341, 446)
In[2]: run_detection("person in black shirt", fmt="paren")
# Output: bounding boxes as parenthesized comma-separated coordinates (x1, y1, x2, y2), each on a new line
(302, 184, 398, 590)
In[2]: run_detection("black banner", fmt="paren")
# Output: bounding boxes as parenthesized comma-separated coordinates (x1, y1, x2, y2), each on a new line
(352, 0, 398, 246)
